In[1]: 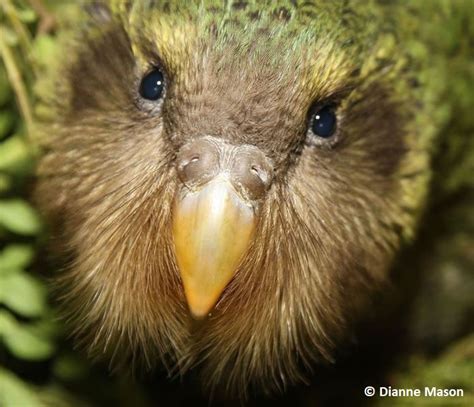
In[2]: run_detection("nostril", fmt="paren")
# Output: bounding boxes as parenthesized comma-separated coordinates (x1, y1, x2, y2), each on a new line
(230, 149, 273, 201)
(175, 139, 220, 188)
(250, 165, 260, 175)
(250, 164, 270, 186)
(180, 154, 200, 170)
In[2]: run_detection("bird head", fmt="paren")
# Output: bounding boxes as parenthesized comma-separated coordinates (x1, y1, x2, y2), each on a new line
(36, 0, 433, 395)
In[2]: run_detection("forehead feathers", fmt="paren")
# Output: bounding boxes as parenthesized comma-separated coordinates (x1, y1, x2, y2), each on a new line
(115, 0, 358, 101)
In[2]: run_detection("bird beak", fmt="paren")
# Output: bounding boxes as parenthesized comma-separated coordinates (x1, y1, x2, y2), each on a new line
(172, 177, 256, 318)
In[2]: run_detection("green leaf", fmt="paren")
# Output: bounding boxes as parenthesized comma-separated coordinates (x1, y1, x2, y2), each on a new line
(0, 173, 11, 192)
(0, 134, 32, 172)
(0, 110, 15, 139)
(0, 244, 35, 274)
(53, 354, 89, 381)
(0, 199, 42, 235)
(17, 8, 37, 23)
(0, 310, 55, 361)
(32, 35, 57, 70)
(0, 65, 12, 106)
(1, 26, 19, 46)
(0, 368, 41, 407)
(0, 270, 47, 317)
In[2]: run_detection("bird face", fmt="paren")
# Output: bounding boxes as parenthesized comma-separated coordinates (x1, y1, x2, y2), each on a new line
(36, 1, 431, 394)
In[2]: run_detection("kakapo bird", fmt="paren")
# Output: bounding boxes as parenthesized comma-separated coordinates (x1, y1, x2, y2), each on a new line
(35, 0, 473, 396)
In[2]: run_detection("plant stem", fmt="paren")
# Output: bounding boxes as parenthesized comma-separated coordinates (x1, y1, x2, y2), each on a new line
(0, 0, 33, 53)
(0, 27, 33, 136)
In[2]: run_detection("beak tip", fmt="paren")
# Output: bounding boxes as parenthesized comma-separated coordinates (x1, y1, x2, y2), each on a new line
(190, 309, 210, 320)
(186, 295, 215, 319)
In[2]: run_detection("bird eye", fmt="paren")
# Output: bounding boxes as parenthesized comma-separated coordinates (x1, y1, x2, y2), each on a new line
(139, 68, 165, 101)
(309, 106, 337, 140)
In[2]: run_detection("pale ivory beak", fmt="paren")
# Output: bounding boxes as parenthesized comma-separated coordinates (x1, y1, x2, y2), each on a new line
(172, 178, 256, 318)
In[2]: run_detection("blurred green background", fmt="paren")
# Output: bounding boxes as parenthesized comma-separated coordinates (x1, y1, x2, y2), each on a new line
(0, 1, 150, 405)
(0, 1, 472, 406)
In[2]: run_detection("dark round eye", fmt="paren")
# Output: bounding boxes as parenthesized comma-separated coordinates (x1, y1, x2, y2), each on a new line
(139, 68, 165, 101)
(310, 106, 337, 139)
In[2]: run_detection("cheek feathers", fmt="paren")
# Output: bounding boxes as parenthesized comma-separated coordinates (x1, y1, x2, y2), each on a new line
(339, 82, 408, 178)
(66, 23, 136, 116)
(288, 81, 410, 260)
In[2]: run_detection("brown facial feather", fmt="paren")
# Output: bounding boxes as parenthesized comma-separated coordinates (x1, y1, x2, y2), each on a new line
(36, 3, 426, 396)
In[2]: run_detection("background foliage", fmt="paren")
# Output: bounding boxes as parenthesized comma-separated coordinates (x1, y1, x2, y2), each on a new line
(0, 1, 150, 406)
(0, 1, 472, 406)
